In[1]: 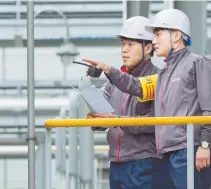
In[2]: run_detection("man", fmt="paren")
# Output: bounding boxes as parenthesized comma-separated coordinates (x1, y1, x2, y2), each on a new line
(145, 8, 211, 189)
(86, 16, 171, 189)
(84, 9, 211, 189)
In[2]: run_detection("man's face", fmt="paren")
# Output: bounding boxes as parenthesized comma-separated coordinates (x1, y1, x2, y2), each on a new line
(121, 39, 143, 70)
(153, 29, 171, 57)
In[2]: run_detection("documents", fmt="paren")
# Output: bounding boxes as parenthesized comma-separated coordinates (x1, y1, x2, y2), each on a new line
(79, 85, 115, 113)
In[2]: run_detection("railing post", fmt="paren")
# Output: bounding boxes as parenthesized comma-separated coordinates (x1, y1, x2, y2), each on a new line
(36, 135, 45, 189)
(187, 124, 194, 189)
(45, 128, 52, 189)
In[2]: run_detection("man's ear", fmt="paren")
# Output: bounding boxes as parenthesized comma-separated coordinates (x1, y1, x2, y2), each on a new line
(173, 30, 182, 43)
(144, 43, 153, 55)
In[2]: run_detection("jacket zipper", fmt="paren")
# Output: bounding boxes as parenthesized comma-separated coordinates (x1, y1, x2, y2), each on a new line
(116, 93, 128, 162)
(157, 62, 168, 153)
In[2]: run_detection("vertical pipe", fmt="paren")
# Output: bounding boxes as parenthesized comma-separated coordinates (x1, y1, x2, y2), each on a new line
(62, 60, 67, 95)
(93, 159, 98, 189)
(36, 136, 45, 189)
(57, 107, 68, 189)
(45, 129, 52, 189)
(66, 160, 69, 189)
(187, 124, 194, 189)
(126, 1, 149, 18)
(27, 1, 35, 189)
(56, 126, 66, 174)
(56, 108, 66, 189)
(3, 159, 7, 189)
(174, 1, 207, 55)
(1, 47, 6, 95)
(68, 90, 79, 189)
(98, 159, 103, 189)
(78, 77, 94, 189)
(15, 0, 21, 35)
(122, 0, 127, 22)
(56, 108, 67, 173)
(163, 0, 174, 9)
(2, 48, 5, 81)
(63, 63, 67, 81)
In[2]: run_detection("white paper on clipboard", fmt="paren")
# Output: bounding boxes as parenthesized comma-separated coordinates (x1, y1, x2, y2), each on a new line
(79, 85, 115, 113)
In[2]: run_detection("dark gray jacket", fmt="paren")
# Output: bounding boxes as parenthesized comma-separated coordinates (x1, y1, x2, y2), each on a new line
(155, 48, 211, 154)
(94, 59, 161, 162)
(106, 48, 211, 155)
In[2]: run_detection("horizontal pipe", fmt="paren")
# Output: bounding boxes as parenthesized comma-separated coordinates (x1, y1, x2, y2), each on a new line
(0, 145, 108, 152)
(0, 79, 106, 90)
(0, 97, 69, 111)
(0, 151, 108, 160)
(45, 116, 211, 128)
(0, 133, 107, 145)
(0, 125, 44, 129)
(0, 79, 106, 112)
(0, 80, 77, 89)
(0, 138, 38, 145)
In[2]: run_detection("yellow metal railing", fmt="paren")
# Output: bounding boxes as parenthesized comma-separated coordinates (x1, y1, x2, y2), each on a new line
(45, 116, 211, 128)
(44, 115, 211, 189)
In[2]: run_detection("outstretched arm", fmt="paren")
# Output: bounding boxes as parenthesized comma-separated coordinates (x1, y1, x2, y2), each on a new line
(83, 58, 157, 102)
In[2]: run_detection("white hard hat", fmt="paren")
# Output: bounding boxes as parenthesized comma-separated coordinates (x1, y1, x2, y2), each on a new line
(145, 9, 190, 37)
(117, 16, 154, 41)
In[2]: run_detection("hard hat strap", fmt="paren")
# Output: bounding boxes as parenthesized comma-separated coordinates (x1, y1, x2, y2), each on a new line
(141, 41, 145, 61)
(168, 29, 174, 56)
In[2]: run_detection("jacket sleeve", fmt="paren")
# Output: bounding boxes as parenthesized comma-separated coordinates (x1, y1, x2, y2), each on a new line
(106, 66, 158, 102)
(92, 82, 112, 132)
(120, 103, 155, 134)
(101, 81, 112, 101)
(194, 56, 211, 144)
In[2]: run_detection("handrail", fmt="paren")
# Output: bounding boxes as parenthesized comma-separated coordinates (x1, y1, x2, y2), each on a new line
(45, 116, 211, 128)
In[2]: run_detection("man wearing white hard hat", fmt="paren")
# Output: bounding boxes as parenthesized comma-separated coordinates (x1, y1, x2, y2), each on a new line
(84, 16, 173, 189)
(144, 8, 211, 189)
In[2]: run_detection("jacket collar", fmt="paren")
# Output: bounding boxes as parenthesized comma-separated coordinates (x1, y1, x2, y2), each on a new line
(164, 48, 189, 69)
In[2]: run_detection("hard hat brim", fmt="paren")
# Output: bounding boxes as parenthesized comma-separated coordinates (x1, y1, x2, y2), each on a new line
(145, 24, 185, 34)
(145, 24, 172, 33)
(116, 34, 153, 41)
(116, 34, 137, 40)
